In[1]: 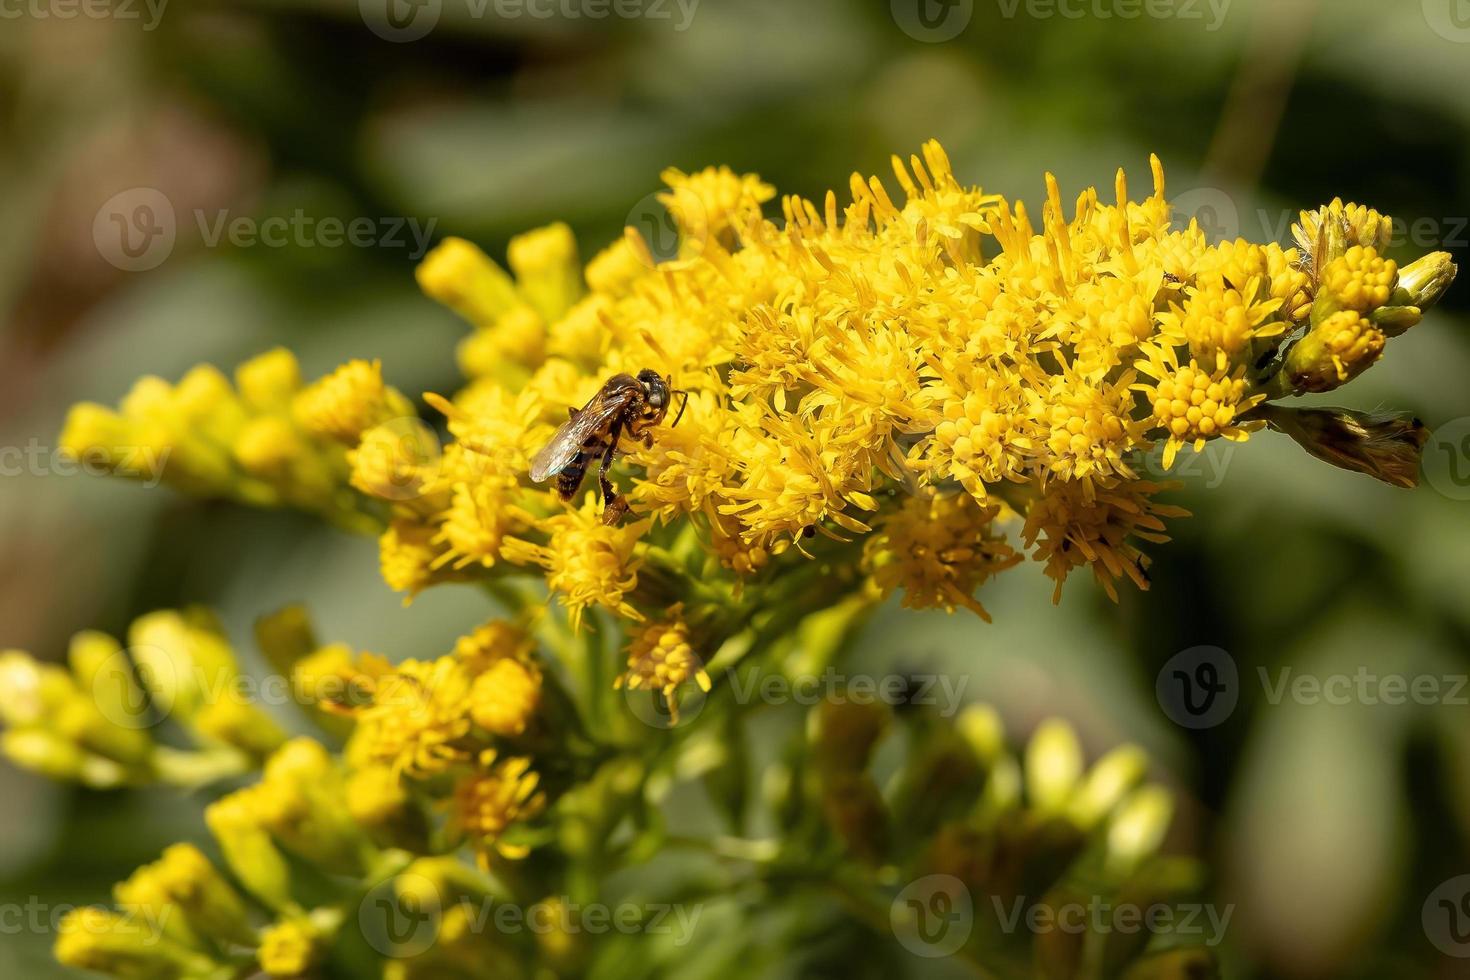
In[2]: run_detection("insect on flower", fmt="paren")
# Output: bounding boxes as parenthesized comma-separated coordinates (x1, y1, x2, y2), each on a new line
(530, 369, 687, 525)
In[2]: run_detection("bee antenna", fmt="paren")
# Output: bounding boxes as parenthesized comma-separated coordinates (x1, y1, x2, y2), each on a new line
(671, 388, 690, 428)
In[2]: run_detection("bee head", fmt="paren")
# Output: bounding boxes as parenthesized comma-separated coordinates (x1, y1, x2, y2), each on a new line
(637, 369, 669, 411)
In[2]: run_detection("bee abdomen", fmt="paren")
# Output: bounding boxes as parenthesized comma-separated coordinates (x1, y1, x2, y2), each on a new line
(555, 457, 588, 499)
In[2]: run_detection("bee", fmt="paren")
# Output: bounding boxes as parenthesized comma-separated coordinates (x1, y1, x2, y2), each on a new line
(530, 369, 687, 525)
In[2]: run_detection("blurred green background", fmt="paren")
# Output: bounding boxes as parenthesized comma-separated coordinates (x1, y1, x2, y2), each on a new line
(2, 0, 1469, 975)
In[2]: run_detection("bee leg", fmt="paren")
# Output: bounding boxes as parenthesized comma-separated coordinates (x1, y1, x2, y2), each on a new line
(597, 422, 627, 525)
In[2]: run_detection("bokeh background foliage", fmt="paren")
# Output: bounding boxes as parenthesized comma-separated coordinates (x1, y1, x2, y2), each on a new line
(1, 0, 1468, 976)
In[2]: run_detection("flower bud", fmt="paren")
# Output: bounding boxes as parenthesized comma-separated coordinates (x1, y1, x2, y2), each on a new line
(346, 766, 429, 851)
(1025, 718, 1083, 813)
(259, 916, 326, 978)
(416, 237, 521, 330)
(1106, 785, 1174, 875)
(1259, 405, 1429, 489)
(1391, 250, 1457, 311)
(1276, 311, 1384, 394)
(150, 843, 258, 948)
(235, 347, 303, 413)
(1068, 744, 1148, 829)
(54, 907, 216, 979)
(508, 223, 583, 323)
(205, 793, 295, 912)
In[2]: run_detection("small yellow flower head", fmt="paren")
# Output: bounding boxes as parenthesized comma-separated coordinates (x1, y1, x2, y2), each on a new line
(457, 303, 547, 378)
(584, 237, 650, 297)
(1293, 199, 1393, 280)
(258, 918, 323, 978)
(508, 222, 585, 323)
(1145, 358, 1262, 467)
(291, 644, 390, 714)
(502, 500, 648, 630)
(349, 418, 442, 502)
(416, 236, 521, 330)
(1200, 239, 1311, 323)
(657, 165, 776, 252)
(1023, 481, 1189, 603)
(615, 609, 711, 721)
(433, 475, 522, 571)
(346, 765, 427, 850)
(194, 694, 288, 760)
(707, 518, 770, 576)
(863, 492, 1020, 620)
(57, 403, 143, 476)
(127, 609, 240, 723)
(246, 738, 368, 874)
(233, 415, 308, 476)
(379, 518, 459, 597)
(1175, 281, 1284, 364)
(1041, 374, 1142, 485)
(236, 347, 304, 412)
(147, 843, 257, 948)
(927, 376, 1036, 495)
(293, 359, 413, 445)
(468, 658, 542, 738)
(355, 658, 474, 778)
(1282, 310, 1385, 393)
(1318, 245, 1398, 315)
(453, 619, 535, 672)
(452, 751, 546, 863)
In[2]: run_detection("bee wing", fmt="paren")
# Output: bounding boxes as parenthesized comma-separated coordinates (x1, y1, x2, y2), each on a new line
(528, 391, 636, 483)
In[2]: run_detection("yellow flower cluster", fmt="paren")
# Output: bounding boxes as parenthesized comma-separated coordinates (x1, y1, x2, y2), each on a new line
(58, 142, 1457, 628)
